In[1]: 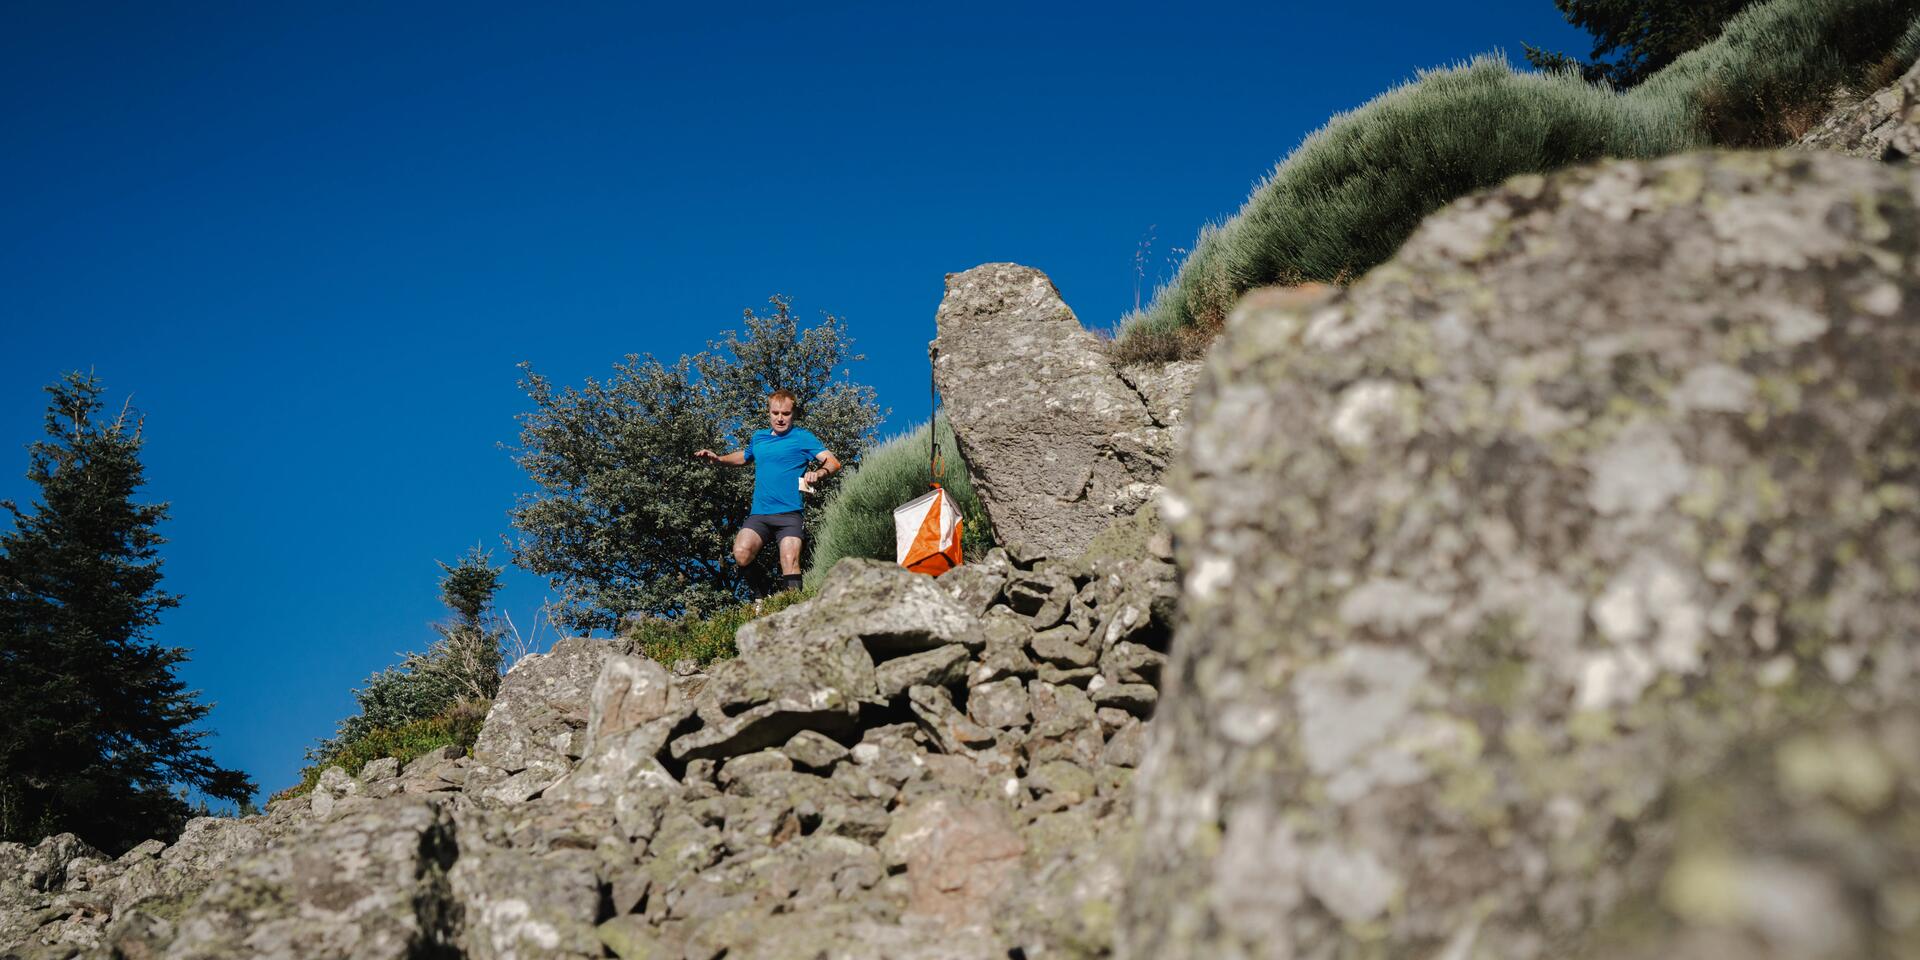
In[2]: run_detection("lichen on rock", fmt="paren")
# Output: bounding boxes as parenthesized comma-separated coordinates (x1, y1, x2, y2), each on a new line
(1126, 149, 1920, 959)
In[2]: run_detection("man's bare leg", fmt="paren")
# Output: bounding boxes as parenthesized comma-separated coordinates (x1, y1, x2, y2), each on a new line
(732, 527, 764, 568)
(779, 537, 804, 593)
(733, 528, 768, 598)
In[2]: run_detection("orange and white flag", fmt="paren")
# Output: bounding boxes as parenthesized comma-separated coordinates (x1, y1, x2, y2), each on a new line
(894, 486, 963, 575)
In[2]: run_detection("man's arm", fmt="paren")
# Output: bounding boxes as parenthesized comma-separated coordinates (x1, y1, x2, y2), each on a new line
(693, 449, 748, 466)
(803, 450, 842, 486)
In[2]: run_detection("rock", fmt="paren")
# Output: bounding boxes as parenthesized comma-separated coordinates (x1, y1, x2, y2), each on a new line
(932, 263, 1176, 558)
(907, 685, 997, 754)
(1126, 150, 1920, 959)
(969, 630, 1036, 687)
(546, 654, 684, 806)
(937, 562, 1008, 617)
(780, 730, 851, 772)
(739, 559, 982, 658)
(1087, 680, 1156, 717)
(874, 644, 971, 699)
(1116, 360, 1204, 431)
(359, 757, 400, 783)
(595, 914, 661, 959)
(164, 799, 458, 959)
(1800, 57, 1920, 160)
(1005, 571, 1074, 628)
(1026, 761, 1095, 807)
(881, 798, 1026, 930)
(1030, 630, 1096, 669)
(670, 644, 870, 762)
(467, 638, 615, 804)
(966, 678, 1031, 730)
(448, 806, 608, 960)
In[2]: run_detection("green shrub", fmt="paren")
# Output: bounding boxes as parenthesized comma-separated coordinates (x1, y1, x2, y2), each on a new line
(1124, 0, 1920, 349)
(1634, 0, 1920, 144)
(277, 699, 488, 801)
(620, 587, 815, 666)
(1133, 55, 1694, 336)
(314, 549, 506, 759)
(804, 413, 995, 591)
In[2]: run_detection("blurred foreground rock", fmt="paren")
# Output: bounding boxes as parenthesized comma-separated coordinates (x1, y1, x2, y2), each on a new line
(1126, 149, 1920, 959)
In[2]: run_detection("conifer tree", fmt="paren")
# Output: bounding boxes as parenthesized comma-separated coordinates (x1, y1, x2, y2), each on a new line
(1526, 0, 1760, 87)
(0, 373, 254, 853)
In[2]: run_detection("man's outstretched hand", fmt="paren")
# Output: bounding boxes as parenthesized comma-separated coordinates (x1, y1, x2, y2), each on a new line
(693, 449, 721, 463)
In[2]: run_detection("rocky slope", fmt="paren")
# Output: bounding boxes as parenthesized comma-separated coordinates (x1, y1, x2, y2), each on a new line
(0, 514, 1178, 960)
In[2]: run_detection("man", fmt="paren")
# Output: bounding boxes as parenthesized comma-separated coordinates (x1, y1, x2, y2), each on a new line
(693, 389, 842, 595)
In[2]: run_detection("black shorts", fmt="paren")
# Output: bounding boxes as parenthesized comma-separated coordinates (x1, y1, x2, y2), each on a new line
(742, 511, 804, 545)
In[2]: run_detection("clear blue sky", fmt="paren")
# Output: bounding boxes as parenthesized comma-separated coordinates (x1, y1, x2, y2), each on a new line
(2, 2, 1592, 800)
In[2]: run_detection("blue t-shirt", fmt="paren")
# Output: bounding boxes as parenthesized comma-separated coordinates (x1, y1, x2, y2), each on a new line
(744, 427, 825, 515)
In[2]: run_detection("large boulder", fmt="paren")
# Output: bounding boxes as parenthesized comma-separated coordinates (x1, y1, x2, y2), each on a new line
(163, 799, 458, 959)
(1125, 151, 1920, 959)
(466, 638, 616, 804)
(932, 263, 1176, 558)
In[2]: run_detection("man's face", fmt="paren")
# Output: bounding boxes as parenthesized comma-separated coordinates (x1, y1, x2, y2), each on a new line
(768, 399, 794, 431)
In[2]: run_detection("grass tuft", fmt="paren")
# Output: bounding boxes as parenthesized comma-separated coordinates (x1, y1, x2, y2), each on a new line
(805, 412, 995, 591)
(620, 587, 815, 666)
(275, 699, 489, 802)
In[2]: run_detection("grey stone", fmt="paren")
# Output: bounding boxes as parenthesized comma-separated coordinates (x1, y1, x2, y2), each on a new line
(717, 749, 794, 790)
(1029, 629, 1095, 669)
(163, 799, 458, 959)
(1088, 679, 1157, 717)
(1005, 571, 1074, 628)
(669, 643, 871, 762)
(968, 633, 1036, 687)
(874, 644, 971, 699)
(737, 559, 980, 659)
(780, 730, 851, 772)
(932, 263, 1176, 557)
(906, 685, 997, 754)
(1126, 150, 1920, 959)
(359, 757, 400, 783)
(966, 678, 1031, 730)
(937, 563, 1008, 617)
(880, 798, 1026, 930)
(1117, 360, 1205, 432)
(467, 638, 614, 804)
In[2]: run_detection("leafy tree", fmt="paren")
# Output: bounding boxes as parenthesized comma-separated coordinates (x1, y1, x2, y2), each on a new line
(0, 373, 254, 853)
(511, 296, 882, 629)
(1525, 0, 1760, 87)
(316, 546, 505, 757)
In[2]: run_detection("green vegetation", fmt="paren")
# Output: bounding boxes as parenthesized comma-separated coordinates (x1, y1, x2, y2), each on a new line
(0, 373, 254, 853)
(1634, 0, 1920, 145)
(315, 548, 506, 759)
(804, 412, 996, 592)
(620, 587, 816, 666)
(1121, 0, 1920, 357)
(511, 296, 881, 630)
(278, 699, 488, 802)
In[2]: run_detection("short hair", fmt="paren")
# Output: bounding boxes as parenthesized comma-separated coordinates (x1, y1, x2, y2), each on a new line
(768, 389, 797, 408)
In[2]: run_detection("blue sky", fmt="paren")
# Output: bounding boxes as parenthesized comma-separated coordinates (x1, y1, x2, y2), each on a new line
(1, 2, 1592, 799)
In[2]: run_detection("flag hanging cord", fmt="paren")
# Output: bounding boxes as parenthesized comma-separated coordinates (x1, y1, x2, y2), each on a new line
(929, 371, 944, 489)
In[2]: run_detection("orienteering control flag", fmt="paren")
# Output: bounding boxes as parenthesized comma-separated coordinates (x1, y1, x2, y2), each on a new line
(894, 486, 963, 575)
